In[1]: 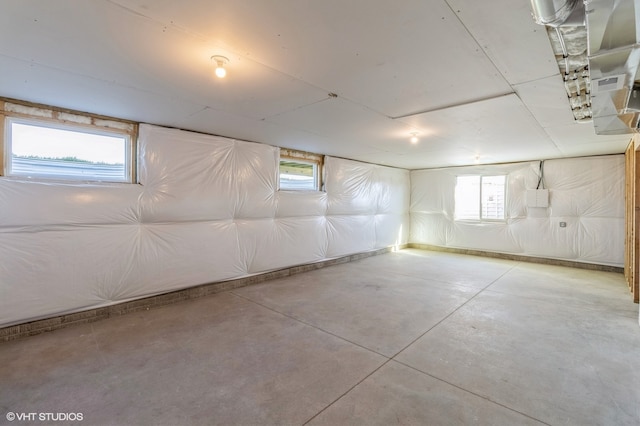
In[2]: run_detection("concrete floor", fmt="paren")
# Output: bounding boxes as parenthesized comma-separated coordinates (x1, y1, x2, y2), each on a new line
(1, 249, 639, 425)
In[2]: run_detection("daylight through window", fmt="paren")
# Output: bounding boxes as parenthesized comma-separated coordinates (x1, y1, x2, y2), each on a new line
(455, 175, 506, 221)
(1, 100, 136, 183)
(279, 148, 323, 191)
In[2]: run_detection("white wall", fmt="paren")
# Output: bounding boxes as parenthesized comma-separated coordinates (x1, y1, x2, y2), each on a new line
(0, 124, 410, 327)
(410, 155, 625, 267)
(0, 125, 625, 328)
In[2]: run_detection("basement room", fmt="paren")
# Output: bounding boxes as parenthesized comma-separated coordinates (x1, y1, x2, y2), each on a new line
(1, 0, 639, 425)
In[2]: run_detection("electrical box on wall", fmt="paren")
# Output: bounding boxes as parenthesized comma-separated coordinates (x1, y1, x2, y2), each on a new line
(526, 189, 549, 208)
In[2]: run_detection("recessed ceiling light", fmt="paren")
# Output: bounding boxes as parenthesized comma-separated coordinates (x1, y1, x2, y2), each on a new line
(410, 132, 419, 144)
(211, 55, 229, 78)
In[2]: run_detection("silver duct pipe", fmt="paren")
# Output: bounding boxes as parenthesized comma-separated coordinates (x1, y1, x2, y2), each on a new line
(554, 25, 592, 121)
(586, 0, 640, 134)
(541, 22, 592, 122)
(530, 0, 640, 132)
(530, 0, 582, 27)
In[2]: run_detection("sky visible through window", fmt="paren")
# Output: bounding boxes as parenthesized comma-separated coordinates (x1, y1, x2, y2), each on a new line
(279, 160, 317, 190)
(11, 122, 126, 165)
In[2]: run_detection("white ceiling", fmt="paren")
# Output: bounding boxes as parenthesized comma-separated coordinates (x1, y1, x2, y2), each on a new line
(0, 0, 632, 169)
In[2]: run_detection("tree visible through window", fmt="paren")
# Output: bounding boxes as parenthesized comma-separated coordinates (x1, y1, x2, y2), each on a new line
(455, 175, 506, 220)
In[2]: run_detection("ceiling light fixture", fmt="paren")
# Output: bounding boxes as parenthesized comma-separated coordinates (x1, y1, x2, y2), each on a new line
(409, 132, 419, 144)
(211, 55, 229, 78)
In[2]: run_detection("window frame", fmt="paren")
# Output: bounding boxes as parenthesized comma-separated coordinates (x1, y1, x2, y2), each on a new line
(0, 98, 138, 183)
(278, 148, 324, 192)
(454, 174, 507, 222)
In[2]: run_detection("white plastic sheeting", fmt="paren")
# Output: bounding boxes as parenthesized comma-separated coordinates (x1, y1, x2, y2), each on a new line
(410, 155, 625, 266)
(0, 124, 410, 327)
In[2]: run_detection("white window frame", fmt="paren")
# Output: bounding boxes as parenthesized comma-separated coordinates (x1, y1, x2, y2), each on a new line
(0, 99, 137, 183)
(454, 174, 507, 222)
(278, 148, 324, 192)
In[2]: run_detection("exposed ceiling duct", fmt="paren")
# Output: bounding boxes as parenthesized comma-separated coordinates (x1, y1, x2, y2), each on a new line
(547, 25, 592, 122)
(530, 0, 592, 123)
(530, 0, 640, 134)
(530, 0, 586, 26)
(586, 0, 640, 134)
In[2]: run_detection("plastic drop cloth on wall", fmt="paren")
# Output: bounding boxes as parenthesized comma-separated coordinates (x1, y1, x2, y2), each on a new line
(410, 155, 625, 266)
(0, 124, 410, 327)
(325, 157, 411, 255)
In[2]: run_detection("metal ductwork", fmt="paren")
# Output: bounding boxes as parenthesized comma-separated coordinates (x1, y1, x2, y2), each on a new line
(586, 0, 640, 134)
(530, 0, 592, 123)
(530, 0, 585, 26)
(530, 0, 640, 134)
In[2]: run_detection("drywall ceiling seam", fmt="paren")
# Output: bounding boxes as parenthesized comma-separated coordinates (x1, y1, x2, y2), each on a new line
(508, 89, 563, 152)
(438, 0, 561, 137)
(104, 0, 422, 124)
(260, 96, 333, 121)
(0, 53, 210, 119)
(390, 92, 515, 120)
(442, 0, 512, 84)
(106, 0, 373, 114)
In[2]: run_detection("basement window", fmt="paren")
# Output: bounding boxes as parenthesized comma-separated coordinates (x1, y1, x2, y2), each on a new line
(279, 148, 323, 191)
(1, 100, 137, 183)
(455, 175, 506, 221)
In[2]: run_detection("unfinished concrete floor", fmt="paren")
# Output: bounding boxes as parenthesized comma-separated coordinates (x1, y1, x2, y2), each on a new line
(1, 249, 639, 425)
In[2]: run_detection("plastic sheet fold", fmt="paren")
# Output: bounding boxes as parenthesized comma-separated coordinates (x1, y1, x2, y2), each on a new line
(410, 155, 624, 266)
(4, 121, 619, 327)
(0, 124, 410, 326)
